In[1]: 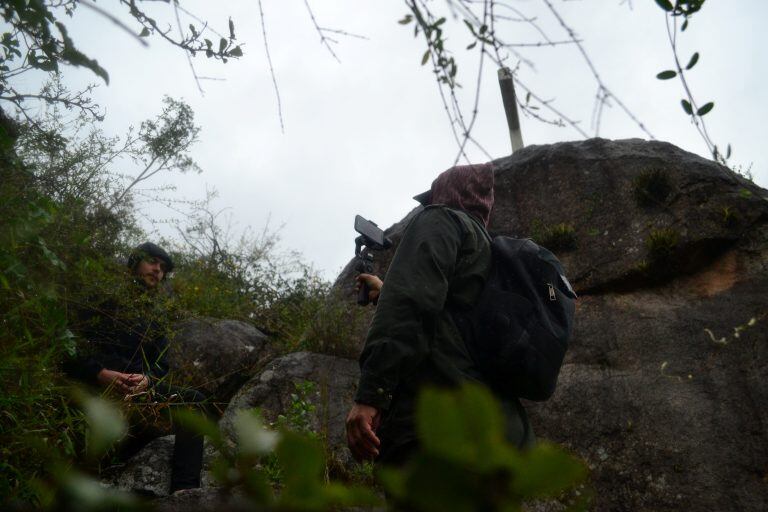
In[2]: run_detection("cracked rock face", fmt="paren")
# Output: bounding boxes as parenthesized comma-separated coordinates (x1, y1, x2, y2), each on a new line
(330, 139, 768, 511)
(169, 318, 274, 403)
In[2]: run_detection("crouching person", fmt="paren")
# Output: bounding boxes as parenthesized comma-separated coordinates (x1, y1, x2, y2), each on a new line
(65, 242, 210, 494)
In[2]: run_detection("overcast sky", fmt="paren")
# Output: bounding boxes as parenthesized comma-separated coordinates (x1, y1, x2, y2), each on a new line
(43, 0, 768, 279)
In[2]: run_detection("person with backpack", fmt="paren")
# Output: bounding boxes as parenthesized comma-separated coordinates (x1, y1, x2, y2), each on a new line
(346, 163, 537, 465)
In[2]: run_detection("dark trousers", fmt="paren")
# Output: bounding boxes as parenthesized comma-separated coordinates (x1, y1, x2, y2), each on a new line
(119, 383, 210, 492)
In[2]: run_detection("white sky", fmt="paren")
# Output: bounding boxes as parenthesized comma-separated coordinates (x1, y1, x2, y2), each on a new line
(31, 0, 768, 279)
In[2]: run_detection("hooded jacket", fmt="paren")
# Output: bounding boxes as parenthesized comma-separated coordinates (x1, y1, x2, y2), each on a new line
(355, 164, 533, 459)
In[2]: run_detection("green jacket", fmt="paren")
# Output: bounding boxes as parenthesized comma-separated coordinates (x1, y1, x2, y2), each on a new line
(356, 206, 533, 454)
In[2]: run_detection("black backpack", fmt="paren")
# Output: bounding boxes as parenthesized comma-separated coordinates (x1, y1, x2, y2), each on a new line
(452, 236, 577, 401)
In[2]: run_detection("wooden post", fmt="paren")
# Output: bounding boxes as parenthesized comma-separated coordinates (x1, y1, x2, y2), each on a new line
(498, 67, 524, 152)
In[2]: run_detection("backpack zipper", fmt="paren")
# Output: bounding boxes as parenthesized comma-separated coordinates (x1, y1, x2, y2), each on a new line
(547, 283, 556, 301)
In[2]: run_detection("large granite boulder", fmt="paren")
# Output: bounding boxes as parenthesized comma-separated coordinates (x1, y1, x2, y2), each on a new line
(169, 318, 274, 403)
(220, 352, 362, 477)
(328, 139, 768, 510)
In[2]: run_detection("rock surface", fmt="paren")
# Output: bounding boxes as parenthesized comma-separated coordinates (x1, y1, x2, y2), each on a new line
(103, 436, 219, 497)
(169, 318, 274, 403)
(329, 138, 768, 510)
(221, 351, 362, 476)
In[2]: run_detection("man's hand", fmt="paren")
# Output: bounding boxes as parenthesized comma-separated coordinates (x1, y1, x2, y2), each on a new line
(126, 373, 149, 393)
(96, 369, 148, 394)
(346, 403, 382, 461)
(355, 274, 383, 305)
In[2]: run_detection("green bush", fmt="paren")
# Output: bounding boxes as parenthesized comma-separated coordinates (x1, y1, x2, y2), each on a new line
(646, 227, 679, 260)
(632, 169, 673, 208)
(533, 222, 578, 253)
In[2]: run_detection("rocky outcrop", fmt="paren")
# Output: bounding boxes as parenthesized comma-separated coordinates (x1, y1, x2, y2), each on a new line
(104, 138, 767, 511)
(169, 318, 274, 403)
(220, 352, 362, 476)
(489, 138, 767, 293)
(329, 138, 768, 510)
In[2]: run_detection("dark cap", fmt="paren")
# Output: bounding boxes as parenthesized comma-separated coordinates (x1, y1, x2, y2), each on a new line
(127, 242, 174, 275)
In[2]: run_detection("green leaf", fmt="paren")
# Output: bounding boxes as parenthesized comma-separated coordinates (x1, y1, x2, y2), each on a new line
(726, 144, 732, 158)
(79, 394, 126, 458)
(509, 442, 587, 497)
(681, 99, 693, 115)
(421, 49, 430, 65)
(655, 0, 674, 11)
(139, 27, 150, 37)
(233, 409, 279, 457)
(685, 52, 699, 70)
(466, 41, 477, 50)
(55, 22, 109, 84)
(230, 46, 243, 57)
(60, 471, 137, 510)
(229, 17, 235, 39)
(174, 409, 223, 449)
(434, 17, 446, 27)
(219, 37, 227, 53)
(416, 384, 506, 467)
(656, 70, 677, 80)
(398, 14, 413, 25)
(696, 101, 714, 116)
(681, 19, 689, 31)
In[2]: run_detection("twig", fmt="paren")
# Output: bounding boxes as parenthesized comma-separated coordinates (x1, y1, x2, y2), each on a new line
(172, 1, 204, 94)
(257, 0, 285, 133)
(303, 0, 340, 63)
(541, 0, 654, 139)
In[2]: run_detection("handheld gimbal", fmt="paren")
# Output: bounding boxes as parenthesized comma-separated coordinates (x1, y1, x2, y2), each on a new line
(354, 215, 392, 306)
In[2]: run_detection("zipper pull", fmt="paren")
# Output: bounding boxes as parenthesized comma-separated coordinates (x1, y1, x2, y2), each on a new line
(547, 283, 556, 301)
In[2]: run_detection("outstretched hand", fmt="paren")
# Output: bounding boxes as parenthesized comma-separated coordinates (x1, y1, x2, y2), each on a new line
(355, 273, 383, 305)
(346, 403, 382, 461)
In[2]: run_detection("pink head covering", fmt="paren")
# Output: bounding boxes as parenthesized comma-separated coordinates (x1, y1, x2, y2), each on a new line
(414, 163, 495, 227)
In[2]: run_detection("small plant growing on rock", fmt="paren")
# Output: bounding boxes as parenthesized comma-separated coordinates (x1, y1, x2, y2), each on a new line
(277, 380, 318, 435)
(646, 228, 679, 260)
(632, 169, 673, 207)
(534, 222, 578, 252)
(720, 206, 738, 227)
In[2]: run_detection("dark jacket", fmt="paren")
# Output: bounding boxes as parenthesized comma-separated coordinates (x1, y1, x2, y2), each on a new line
(356, 206, 533, 458)
(65, 280, 170, 385)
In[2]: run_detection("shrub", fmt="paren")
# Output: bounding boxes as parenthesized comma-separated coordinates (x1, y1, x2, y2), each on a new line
(646, 228, 679, 260)
(534, 222, 578, 253)
(632, 168, 673, 207)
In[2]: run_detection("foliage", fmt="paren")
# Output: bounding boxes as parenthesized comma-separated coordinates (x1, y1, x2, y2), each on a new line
(24, 382, 587, 511)
(0, 1, 242, 120)
(276, 381, 318, 434)
(632, 168, 673, 208)
(719, 205, 738, 227)
(653, 0, 733, 166)
(0, 98, 331, 505)
(15, 89, 202, 213)
(533, 221, 577, 253)
(379, 383, 588, 512)
(646, 228, 679, 260)
(298, 287, 371, 358)
(166, 197, 331, 351)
